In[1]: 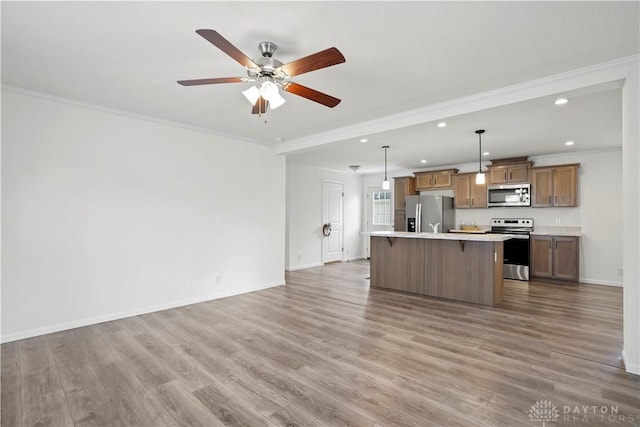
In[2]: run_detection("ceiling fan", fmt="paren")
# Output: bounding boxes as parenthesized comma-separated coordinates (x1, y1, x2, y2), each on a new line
(178, 30, 346, 115)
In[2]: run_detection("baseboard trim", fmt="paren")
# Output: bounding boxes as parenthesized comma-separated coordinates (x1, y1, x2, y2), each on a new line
(286, 262, 323, 271)
(0, 281, 285, 344)
(622, 350, 640, 375)
(579, 278, 623, 287)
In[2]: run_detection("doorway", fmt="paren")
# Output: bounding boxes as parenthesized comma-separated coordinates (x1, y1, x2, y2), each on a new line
(322, 181, 344, 263)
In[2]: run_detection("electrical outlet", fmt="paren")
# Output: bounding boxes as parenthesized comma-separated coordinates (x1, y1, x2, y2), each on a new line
(618, 268, 624, 276)
(555, 217, 561, 224)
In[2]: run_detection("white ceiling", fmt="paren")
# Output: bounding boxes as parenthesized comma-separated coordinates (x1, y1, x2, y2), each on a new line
(2, 2, 638, 174)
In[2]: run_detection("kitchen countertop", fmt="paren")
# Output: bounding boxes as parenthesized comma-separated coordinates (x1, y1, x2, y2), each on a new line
(366, 231, 512, 242)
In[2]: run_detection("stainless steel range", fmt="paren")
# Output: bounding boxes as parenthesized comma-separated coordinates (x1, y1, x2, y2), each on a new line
(491, 218, 533, 281)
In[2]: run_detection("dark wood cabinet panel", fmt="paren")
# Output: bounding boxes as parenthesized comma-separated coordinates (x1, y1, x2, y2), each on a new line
(453, 173, 487, 209)
(531, 165, 578, 207)
(531, 235, 579, 281)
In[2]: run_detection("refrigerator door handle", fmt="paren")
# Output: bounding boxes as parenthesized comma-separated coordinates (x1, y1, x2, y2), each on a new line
(415, 203, 422, 233)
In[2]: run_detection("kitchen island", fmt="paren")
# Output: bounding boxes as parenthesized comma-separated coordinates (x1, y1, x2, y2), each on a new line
(368, 231, 511, 306)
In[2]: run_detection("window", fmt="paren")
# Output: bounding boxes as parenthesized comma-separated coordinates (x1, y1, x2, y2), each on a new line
(372, 191, 392, 225)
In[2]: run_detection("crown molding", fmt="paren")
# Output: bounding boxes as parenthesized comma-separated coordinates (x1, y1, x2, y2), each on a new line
(1, 84, 273, 148)
(275, 55, 639, 155)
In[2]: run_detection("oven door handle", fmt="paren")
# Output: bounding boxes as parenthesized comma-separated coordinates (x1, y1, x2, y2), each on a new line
(505, 234, 530, 240)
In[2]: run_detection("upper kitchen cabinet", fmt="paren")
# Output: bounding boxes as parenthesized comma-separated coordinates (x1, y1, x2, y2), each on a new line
(414, 169, 459, 190)
(393, 176, 416, 211)
(453, 173, 487, 209)
(531, 164, 579, 207)
(486, 158, 533, 184)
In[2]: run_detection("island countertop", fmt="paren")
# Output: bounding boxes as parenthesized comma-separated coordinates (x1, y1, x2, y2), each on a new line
(364, 230, 513, 242)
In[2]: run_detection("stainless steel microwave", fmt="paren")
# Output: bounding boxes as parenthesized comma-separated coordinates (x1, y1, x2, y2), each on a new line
(487, 183, 531, 207)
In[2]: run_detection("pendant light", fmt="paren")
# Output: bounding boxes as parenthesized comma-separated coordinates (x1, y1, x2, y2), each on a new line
(475, 129, 486, 185)
(382, 145, 390, 190)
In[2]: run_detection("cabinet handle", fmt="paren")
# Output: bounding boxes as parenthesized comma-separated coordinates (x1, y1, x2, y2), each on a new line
(548, 240, 551, 249)
(434, 177, 437, 185)
(504, 172, 507, 181)
(555, 240, 558, 249)
(549, 196, 552, 205)
(471, 198, 474, 206)
(509, 171, 512, 180)
(554, 195, 557, 205)
(430, 177, 433, 186)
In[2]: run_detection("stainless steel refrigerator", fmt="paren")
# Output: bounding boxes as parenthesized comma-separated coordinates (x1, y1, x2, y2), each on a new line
(405, 195, 455, 233)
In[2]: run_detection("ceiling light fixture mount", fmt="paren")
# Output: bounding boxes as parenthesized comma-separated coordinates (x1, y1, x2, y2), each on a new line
(475, 129, 486, 185)
(349, 165, 361, 172)
(382, 146, 390, 190)
(555, 98, 569, 105)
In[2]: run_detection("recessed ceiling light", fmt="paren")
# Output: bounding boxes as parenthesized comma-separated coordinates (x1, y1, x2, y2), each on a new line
(483, 152, 490, 156)
(275, 137, 283, 142)
(565, 140, 575, 146)
(555, 98, 569, 105)
(421, 159, 427, 163)
(360, 138, 368, 143)
(437, 122, 447, 128)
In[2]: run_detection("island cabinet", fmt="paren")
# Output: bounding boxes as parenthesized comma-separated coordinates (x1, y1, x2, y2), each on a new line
(370, 234, 505, 306)
(414, 169, 458, 190)
(453, 173, 487, 208)
(531, 164, 579, 207)
(393, 176, 416, 231)
(486, 160, 533, 184)
(530, 235, 579, 281)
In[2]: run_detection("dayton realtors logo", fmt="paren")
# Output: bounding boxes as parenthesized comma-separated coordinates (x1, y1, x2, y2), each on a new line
(528, 400, 559, 426)
(528, 400, 636, 425)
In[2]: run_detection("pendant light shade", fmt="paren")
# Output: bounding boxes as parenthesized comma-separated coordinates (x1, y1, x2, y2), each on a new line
(475, 130, 486, 185)
(382, 145, 390, 190)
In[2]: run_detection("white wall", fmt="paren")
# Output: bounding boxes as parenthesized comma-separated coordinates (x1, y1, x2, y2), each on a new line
(1, 89, 286, 342)
(622, 61, 639, 374)
(285, 162, 362, 270)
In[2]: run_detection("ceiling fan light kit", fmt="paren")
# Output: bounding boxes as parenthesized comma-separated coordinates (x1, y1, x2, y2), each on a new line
(178, 30, 345, 115)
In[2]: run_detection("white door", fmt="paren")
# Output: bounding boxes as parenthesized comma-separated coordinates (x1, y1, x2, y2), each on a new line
(365, 187, 393, 257)
(322, 181, 344, 263)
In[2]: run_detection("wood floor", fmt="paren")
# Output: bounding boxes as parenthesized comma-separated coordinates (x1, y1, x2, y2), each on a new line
(2, 260, 639, 426)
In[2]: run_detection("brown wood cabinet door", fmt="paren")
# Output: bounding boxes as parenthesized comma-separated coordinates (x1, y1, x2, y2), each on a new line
(415, 173, 433, 190)
(508, 166, 528, 183)
(531, 236, 553, 277)
(531, 168, 553, 207)
(553, 166, 578, 207)
(453, 174, 471, 208)
(489, 167, 508, 184)
(470, 179, 487, 208)
(394, 209, 406, 231)
(554, 237, 579, 281)
(394, 179, 407, 211)
(432, 171, 452, 188)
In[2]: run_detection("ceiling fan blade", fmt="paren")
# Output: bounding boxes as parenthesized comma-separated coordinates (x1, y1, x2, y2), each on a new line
(282, 82, 341, 108)
(252, 97, 268, 115)
(195, 29, 259, 70)
(177, 77, 244, 86)
(277, 47, 345, 77)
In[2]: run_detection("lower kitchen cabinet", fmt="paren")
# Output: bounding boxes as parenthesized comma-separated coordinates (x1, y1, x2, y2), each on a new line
(530, 235, 579, 281)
